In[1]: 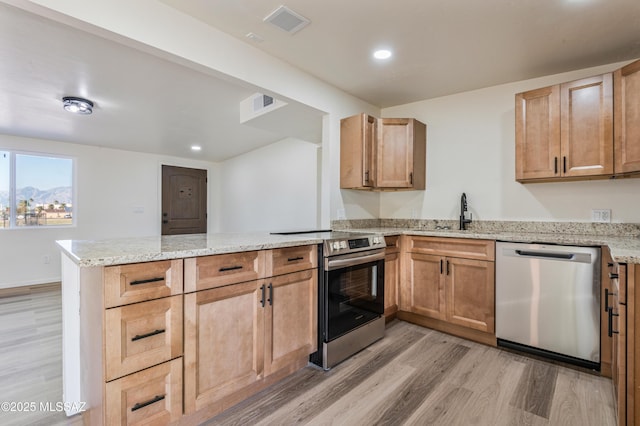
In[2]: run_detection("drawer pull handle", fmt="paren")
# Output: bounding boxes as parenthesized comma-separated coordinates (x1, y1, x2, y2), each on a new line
(287, 256, 304, 262)
(608, 307, 619, 337)
(268, 283, 273, 306)
(260, 284, 266, 307)
(132, 394, 165, 412)
(609, 272, 619, 279)
(132, 329, 166, 342)
(219, 265, 243, 272)
(130, 277, 164, 286)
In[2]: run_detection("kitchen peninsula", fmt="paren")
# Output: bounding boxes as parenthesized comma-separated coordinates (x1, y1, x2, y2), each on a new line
(57, 232, 323, 425)
(58, 223, 640, 425)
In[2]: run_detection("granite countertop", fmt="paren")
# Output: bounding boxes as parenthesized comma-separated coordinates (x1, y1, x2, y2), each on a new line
(348, 227, 640, 263)
(57, 233, 324, 267)
(57, 224, 640, 267)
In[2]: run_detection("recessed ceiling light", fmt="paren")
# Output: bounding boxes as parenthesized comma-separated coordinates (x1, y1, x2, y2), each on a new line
(373, 49, 392, 60)
(245, 32, 264, 43)
(62, 96, 93, 114)
(191, 145, 202, 152)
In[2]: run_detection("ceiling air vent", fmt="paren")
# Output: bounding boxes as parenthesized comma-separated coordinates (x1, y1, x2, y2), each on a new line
(263, 5, 310, 34)
(253, 94, 274, 112)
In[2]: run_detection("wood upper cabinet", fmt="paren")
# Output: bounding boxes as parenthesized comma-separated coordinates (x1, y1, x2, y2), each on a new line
(340, 114, 426, 190)
(561, 74, 613, 177)
(516, 73, 613, 182)
(377, 118, 426, 189)
(515, 85, 560, 181)
(340, 113, 377, 188)
(614, 59, 640, 174)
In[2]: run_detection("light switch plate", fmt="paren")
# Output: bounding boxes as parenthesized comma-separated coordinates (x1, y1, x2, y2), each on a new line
(591, 209, 611, 223)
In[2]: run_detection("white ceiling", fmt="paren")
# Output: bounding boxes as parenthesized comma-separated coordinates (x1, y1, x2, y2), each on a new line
(160, 0, 640, 107)
(0, 3, 323, 162)
(1, 1, 639, 162)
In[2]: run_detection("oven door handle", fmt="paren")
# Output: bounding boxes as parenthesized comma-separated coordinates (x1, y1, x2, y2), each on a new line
(326, 251, 385, 271)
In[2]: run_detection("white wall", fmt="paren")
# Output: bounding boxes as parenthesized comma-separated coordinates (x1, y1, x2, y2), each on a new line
(0, 134, 218, 288)
(218, 138, 320, 232)
(6, 0, 380, 229)
(380, 61, 640, 224)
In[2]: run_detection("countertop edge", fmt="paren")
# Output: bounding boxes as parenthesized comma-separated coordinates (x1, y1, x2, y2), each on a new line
(348, 228, 640, 264)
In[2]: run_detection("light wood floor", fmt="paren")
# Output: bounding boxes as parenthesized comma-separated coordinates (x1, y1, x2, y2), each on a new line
(0, 283, 82, 426)
(0, 284, 616, 426)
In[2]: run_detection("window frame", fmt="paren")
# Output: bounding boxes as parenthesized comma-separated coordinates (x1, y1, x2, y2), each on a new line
(1, 149, 76, 230)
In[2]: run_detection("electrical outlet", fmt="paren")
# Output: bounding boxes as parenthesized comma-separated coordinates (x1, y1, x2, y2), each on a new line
(337, 208, 346, 220)
(591, 209, 611, 223)
(43, 255, 50, 264)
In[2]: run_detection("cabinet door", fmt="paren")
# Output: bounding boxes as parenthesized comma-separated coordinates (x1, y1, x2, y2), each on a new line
(614, 59, 640, 174)
(445, 257, 495, 333)
(377, 118, 425, 189)
(560, 74, 613, 177)
(384, 249, 400, 318)
(264, 269, 317, 376)
(183, 280, 264, 414)
(515, 85, 561, 181)
(406, 253, 446, 320)
(340, 113, 376, 189)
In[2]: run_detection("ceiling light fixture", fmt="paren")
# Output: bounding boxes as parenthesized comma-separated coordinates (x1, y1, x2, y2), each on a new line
(373, 49, 392, 60)
(191, 145, 202, 152)
(62, 96, 93, 114)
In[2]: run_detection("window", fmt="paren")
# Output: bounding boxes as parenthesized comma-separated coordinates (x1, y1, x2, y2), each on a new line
(0, 151, 74, 229)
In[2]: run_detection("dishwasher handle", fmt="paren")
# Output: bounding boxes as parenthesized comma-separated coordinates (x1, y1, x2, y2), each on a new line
(515, 249, 575, 260)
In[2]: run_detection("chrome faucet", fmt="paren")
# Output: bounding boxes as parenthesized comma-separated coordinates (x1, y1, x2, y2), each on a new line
(460, 192, 472, 231)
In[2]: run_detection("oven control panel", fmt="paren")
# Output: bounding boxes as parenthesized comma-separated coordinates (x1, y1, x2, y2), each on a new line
(325, 235, 385, 256)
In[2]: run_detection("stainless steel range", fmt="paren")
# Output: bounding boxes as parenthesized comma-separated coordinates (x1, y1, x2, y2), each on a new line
(272, 230, 386, 369)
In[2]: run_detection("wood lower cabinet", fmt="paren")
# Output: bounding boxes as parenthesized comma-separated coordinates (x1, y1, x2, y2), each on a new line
(384, 236, 401, 320)
(183, 247, 318, 419)
(183, 280, 264, 414)
(404, 253, 446, 320)
(265, 269, 317, 375)
(105, 358, 183, 425)
(515, 73, 614, 182)
(399, 236, 495, 345)
(105, 295, 183, 381)
(446, 256, 495, 333)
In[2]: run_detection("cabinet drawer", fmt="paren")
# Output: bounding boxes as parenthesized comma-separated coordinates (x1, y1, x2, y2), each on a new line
(409, 236, 495, 261)
(270, 245, 318, 277)
(104, 260, 183, 308)
(184, 251, 264, 292)
(105, 358, 182, 426)
(385, 236, 401, 252)
(105, 295, 183, 381)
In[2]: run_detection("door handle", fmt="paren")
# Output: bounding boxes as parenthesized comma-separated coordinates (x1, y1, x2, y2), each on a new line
(260, 284, 266, 307)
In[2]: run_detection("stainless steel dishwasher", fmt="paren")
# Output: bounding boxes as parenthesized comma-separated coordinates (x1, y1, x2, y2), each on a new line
(496, 241, 600, 369)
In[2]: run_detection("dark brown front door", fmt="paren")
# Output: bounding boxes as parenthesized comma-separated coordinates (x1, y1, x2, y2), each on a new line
(162, 165, 207, 235)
